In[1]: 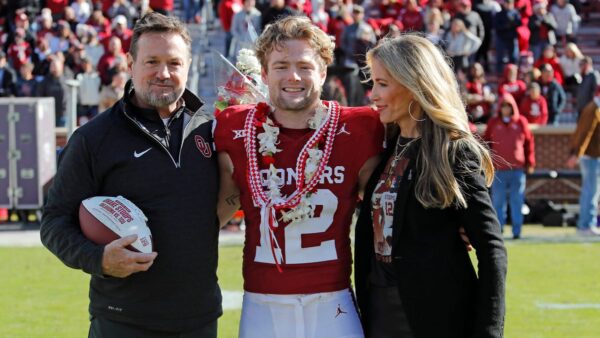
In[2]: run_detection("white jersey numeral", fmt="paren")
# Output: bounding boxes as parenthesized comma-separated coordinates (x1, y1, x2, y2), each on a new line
(254, 189, 338, 265)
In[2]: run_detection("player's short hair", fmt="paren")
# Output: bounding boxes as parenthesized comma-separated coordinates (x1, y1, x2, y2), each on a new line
(255, 16, 334, 71)
(129, 12, 191, 60)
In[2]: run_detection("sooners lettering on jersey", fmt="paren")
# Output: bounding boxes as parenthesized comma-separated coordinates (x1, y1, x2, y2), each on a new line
(215, 103, 383, 294)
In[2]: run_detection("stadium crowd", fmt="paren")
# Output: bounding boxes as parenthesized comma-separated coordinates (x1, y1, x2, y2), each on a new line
(0, 0, 598, 229)
(0, 0, 598, 126)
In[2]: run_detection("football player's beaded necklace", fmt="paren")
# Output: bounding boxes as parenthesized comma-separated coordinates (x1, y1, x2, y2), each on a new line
(243, 101, 341, 272)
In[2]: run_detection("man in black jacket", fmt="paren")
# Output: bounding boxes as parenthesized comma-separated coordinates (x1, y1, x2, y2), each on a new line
(528, 1, 557, 60)
(494, 0, 521, 74)
(576, 56, 600, 116)
(40, 13, 222, 337)
(539, 63, 567, 124)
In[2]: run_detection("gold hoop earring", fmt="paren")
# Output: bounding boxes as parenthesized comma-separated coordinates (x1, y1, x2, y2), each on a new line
(408, 101, 425, 122)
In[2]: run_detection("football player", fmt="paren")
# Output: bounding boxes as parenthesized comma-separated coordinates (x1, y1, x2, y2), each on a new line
(214, 16, 384, 338)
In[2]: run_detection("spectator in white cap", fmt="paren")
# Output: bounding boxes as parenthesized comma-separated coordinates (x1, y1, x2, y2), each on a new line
(111, 15, 133, 52)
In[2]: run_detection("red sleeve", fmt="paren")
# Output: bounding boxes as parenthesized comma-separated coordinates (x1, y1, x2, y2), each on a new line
(213, 105, 252, 153)
(342, 107, 384, 166)
(519, 98, 529, 120)
(497, 83, 505, 96)
(540, 97, 548, 125)
(483, 118, 496, 142)
(522, 117, 536, 168)
(218, 2, 235, 31)
(554, 64, 564, 85)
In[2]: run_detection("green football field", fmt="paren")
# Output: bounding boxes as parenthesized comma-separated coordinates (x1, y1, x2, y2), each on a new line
(1, 229, 599, 337)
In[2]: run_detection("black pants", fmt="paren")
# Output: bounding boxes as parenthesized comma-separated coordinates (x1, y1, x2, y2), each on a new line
(88, 316, 217, 338)
(366, 285, 414, 338)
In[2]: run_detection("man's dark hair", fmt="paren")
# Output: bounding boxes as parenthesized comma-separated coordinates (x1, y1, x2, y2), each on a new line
(129, 12, 192, 60)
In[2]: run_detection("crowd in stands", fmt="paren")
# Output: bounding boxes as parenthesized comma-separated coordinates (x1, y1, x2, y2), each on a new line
(219, 0, 599, 126)
(0, 0, 598, 128)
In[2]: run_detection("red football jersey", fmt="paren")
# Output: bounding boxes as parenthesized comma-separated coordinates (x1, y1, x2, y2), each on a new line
(215, 103, 384, 294)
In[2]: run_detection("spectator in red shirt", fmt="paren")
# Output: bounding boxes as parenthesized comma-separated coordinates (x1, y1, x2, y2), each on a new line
(465, 62, 495, 123)
(400, 0, 425, 32)
(534, 44, 564, 85)
(86, 9, 112, 42)
(498, 63, 527, 103)
(515, 0, 532, 52)
(7, 28, 32, 73)
(219, 0, 243, 58)
(485, 93, 535, 239)
(365, 0, 404, 36)
(519, 82, 548, 124)
(97, 36, 125, 85)
(12, 11, 36, 49)
(378, 0, 404, 19)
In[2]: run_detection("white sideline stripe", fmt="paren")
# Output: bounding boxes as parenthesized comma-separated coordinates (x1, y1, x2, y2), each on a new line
(0, 230, 246, 247)
(537, 303, 600, 310)
(0, 230, 41, 247)
(222, 290, 243, 310)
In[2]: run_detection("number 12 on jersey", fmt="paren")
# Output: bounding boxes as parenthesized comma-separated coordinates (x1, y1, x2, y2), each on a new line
(255, 189, 339, 265)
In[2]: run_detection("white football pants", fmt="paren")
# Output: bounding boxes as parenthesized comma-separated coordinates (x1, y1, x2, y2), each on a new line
(238, 288, 364, 338)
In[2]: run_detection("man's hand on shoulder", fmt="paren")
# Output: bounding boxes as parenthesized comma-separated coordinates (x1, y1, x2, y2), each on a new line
(102, 235, 158, 278)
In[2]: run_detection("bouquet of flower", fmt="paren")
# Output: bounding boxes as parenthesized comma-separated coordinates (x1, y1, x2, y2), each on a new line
(213, 49, 268, 113)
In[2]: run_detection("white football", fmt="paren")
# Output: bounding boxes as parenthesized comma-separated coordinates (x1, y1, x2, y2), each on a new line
(79, 196, 153, 253)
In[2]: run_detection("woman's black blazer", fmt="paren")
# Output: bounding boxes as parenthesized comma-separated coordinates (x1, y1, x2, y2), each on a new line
(354, 138, 507, 338)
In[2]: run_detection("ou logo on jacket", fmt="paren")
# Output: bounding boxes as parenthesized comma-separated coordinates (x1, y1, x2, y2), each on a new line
(195, 135, 212, 158)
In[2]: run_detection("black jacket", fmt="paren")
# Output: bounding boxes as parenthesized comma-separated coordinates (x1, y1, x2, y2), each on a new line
(355, 139, 507, 338)
(41, 81, 222, 332)
(528, 13, 557, 45)
(539, 79, 566, 124)
(494, 8, 521, 40)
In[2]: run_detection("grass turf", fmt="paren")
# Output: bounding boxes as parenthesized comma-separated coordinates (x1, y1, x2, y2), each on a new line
(1, 241, 599, 337)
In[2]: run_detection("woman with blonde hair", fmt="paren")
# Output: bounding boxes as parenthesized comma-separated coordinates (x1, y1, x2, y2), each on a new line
(354, 34, 507, 338)
(560, 42, 584, 95)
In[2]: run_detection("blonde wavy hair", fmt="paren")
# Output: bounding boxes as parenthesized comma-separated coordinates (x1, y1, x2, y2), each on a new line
(366, 34, 494, 209)
(564, 42, 583, 59)
(255, 16, 335, 71)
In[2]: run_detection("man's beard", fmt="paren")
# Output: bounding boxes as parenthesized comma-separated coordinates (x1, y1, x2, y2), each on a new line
(141, 82, 182, 108)
(271, 86, 321, 112)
